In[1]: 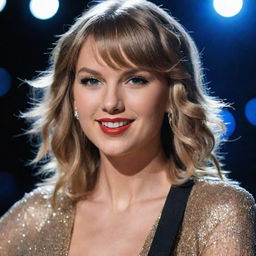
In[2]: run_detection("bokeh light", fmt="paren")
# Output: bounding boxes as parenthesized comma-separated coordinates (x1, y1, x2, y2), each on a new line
(245, 97, 256, 126)
(220, 109, 236, 137)
(29, 0, 59, 20)
(213, 0, 243, 17)
(0, 68, 11, 96)
(0, 0, 6, 12)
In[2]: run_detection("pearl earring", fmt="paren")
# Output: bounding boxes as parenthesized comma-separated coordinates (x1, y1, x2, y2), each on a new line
(167, 111, 172, 127)
(74, 108, 79, 120)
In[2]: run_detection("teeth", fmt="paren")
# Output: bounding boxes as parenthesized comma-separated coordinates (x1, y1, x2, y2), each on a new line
(101, 121, 131, 128)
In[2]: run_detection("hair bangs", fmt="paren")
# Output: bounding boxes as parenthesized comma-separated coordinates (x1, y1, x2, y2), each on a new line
(89, 14, 173, 73)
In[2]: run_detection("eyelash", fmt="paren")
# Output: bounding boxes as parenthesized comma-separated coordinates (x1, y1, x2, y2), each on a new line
(129, 77, 149, 85)
(79, 76, 149, 86)
(80, 77, 100, 86)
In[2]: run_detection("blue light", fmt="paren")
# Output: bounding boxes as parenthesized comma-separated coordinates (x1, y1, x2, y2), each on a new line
(0, 68, 11, 96)
(220, 109, 236, 137)
(0, 0, 6, 12)
(0, 172, 16, 199)
(213, 0, 243, 17)
(245, 98, 256, 126)
(29, 0, 59, 20)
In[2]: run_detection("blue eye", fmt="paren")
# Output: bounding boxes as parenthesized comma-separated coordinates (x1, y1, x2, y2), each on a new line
(80, 77, 100, 86)
(128, 77, 148, 85)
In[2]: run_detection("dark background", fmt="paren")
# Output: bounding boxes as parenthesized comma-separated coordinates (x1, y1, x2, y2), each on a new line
(0, 0, 255, 216)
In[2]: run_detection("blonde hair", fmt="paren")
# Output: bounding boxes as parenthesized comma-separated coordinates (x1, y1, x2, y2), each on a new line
(24, 0, 233, 202)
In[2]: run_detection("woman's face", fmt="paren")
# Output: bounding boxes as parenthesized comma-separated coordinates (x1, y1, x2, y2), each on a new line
(73, 37, 170, 158)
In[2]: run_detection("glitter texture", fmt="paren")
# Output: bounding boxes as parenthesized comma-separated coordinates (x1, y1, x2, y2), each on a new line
(0, 179, 255, 255)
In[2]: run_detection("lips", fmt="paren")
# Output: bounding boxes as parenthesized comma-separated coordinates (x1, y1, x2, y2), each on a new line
(96, 118, 134, 135)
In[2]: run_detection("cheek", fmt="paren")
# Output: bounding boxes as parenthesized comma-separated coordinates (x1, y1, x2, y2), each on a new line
(73, 88, 100, 116)
(128, 87, 169, 117)
(73, 90, 99, 138)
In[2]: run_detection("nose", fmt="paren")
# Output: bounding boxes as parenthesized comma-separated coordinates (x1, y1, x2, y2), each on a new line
(102, 85, 125, 114)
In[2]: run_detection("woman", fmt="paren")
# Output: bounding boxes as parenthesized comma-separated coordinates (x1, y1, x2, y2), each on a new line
(0, 0, 255, 255)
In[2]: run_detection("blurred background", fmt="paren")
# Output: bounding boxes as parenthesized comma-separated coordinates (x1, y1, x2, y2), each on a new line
(0, 0, 255, 216)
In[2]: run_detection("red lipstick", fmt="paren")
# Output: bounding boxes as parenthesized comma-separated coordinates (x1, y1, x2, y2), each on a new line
(97, 118, 134, 135)
(98, 118, 133, 122)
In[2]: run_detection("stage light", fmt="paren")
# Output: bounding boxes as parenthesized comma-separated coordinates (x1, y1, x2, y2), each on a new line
(29, 0, 59, 20)
(220, 109, 236, 137)
(0, 0, 6, 12)
(0, 68, 11, 96)
(245, 98, 256, 126)
(213, 0, 243, 17)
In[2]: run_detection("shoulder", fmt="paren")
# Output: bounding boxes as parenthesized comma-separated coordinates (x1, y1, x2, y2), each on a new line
(191, 178, 255, 208)
(180, 178, 256, 245)
(2, 186, 53, 217)
(0, 185, 72, 228)
(0, 186, 74, 255)
(187, 178, 255, 223)
(18, 185, 54, 205)
(0, 186, 73, 234)
(1, 186, 54, 228)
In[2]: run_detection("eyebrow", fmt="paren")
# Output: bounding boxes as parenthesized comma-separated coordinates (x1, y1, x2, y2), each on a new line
(76, 67, 152, 78)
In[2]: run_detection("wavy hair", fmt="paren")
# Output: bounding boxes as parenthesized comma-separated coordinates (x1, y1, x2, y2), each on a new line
(24, 0, 234, 202)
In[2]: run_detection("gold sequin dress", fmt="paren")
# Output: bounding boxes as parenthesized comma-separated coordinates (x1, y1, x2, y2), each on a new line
(0, 178, 255, 255)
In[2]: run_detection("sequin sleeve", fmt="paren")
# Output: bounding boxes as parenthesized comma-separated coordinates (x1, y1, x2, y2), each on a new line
(0, 186, 75, 256)
(0, 187, 54, 255)
(169, 179, 256, 256)
(200, 183, 256, 256)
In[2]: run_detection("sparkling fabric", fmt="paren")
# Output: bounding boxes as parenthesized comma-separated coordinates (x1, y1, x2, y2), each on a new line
(0, 178, 255, 255)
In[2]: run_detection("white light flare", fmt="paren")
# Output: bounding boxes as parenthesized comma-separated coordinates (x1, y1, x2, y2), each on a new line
(213, 0, 243, 17)
(29, 0, 59, 20)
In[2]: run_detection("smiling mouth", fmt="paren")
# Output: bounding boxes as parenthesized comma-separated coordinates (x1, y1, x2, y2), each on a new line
(99, 120, 134, 128)
(96, 118, 135, 135)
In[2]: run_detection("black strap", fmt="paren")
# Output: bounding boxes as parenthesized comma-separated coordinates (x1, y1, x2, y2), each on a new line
(147, 179, 194, 256)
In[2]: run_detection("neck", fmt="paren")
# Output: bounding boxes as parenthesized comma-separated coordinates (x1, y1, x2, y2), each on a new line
(89, 146, 171, 212)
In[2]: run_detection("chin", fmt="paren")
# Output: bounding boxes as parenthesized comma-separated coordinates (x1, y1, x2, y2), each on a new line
(99, 145, 134, 158)
(101, 150, 129, 158)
